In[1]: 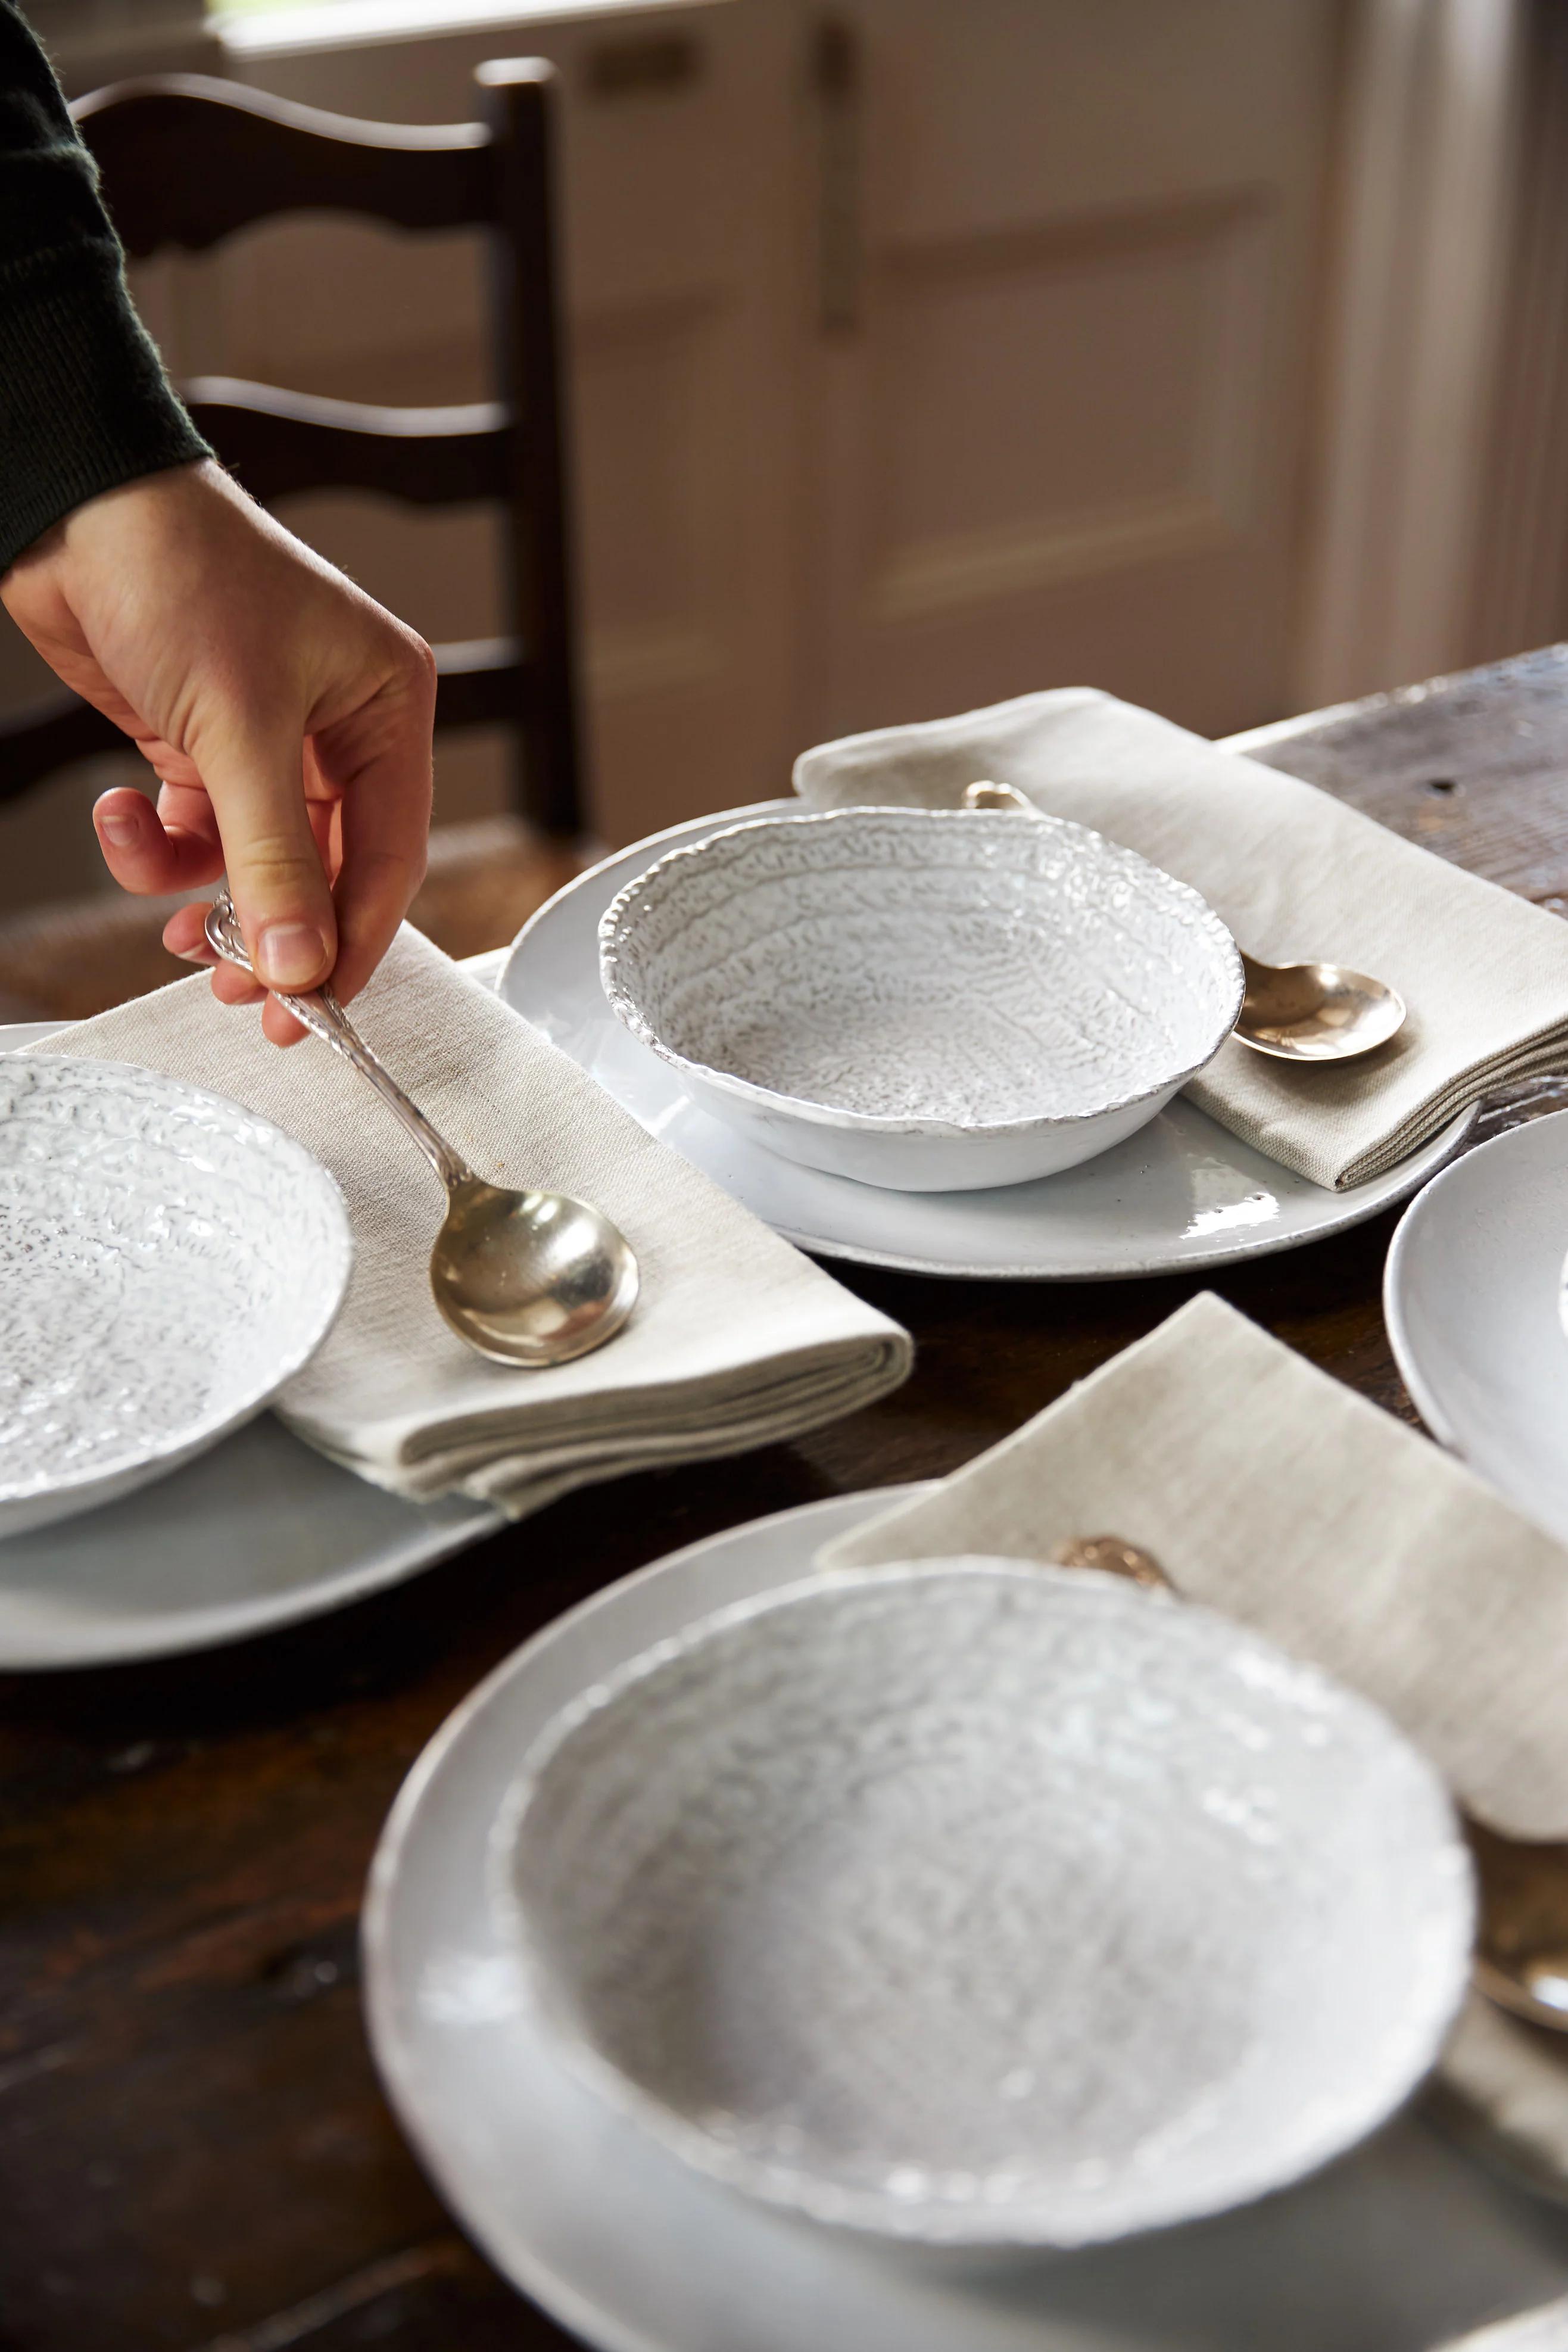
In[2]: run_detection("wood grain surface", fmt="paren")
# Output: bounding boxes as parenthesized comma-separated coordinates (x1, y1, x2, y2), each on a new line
(7, 648, 1568, 2351)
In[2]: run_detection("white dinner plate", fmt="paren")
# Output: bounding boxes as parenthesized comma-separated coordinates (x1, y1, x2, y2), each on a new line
(1385, 1110, 1568, 1543)
(365, 1485, 1568, 2352)
(500, 805, 1475, 1280)
(0, 1014, 499, 1669)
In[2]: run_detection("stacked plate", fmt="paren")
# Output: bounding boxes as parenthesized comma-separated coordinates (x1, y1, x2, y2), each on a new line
(367, 1497, 1491, 2352)
(491, 1557, 1466, 2248)
(598, 805, 1244, 1192)
(503, 803, 1472, 1281)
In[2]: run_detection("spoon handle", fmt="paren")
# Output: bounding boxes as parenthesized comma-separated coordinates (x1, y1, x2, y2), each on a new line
(203, 890, 474, 1194)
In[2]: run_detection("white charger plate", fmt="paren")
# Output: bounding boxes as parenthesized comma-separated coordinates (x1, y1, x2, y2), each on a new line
(1385, 1110, 1568, 1543)
(0, 1014, 499, 1669)
(500, 805, 1474, 1280)
(364, 1485, 1568, 2352)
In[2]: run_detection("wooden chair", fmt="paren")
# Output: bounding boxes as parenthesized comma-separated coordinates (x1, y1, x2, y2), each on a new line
(0, 64, 586, 840)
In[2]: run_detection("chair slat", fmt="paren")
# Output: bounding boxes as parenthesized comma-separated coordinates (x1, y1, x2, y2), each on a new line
(434, 638, 530, 732)
(71, 75, 495, 254)
(184, 380, 513, 506)
(0, 697, 127, 808)
(21, 62, 588, 839)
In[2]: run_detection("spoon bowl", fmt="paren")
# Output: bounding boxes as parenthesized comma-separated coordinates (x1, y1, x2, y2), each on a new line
(1237, 951, 1407, 1063)
(432, 1177, 640, 1366)
(964, 782, 1407, 1065)
(204, 892, 638, 1369)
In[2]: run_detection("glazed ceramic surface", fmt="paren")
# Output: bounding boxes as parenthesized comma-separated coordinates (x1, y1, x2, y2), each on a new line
(492, 1557, 1468, 2251)
(599, 808, 1243, 1191)
(0, 1018, 498, 1668)
(1386, 1109, 1568, 1544)
(503, 806, 1475, 1277)
(0, 1055, 353, 1535)
(1436, 2300, 1568, 2352)
(366, 1485, 1568, 2352)
(0, 1408, 497, 1669)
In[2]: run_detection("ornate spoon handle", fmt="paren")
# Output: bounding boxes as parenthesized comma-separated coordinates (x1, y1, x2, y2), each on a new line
(202, 890, 474, 1194)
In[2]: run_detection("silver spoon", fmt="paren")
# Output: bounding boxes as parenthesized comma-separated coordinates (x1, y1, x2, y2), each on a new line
(1053, 1534, 1566, 2036)
(1234, 949, 1405, 1063)
(963, 780, 1407, 1064)
(204, 890, 638, 1368)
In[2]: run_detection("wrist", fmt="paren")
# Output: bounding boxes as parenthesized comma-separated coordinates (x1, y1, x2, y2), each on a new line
(60, 456, 229, 546)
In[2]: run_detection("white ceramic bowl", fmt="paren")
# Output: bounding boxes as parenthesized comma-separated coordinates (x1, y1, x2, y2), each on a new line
(597, 807, 1243, 1191)
(0, 1057, 353, 1537)
(492, 1559, 1471, 2251)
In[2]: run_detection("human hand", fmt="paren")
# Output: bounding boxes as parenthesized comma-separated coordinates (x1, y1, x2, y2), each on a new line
(1, 458, 435, 1043)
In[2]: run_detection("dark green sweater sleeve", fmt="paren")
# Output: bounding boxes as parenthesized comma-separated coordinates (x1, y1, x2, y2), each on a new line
(0, 1, 210, 573)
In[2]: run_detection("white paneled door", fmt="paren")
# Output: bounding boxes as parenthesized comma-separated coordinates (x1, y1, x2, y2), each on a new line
(215, 0, 1340, 842)
(799, 0, 1342, 747)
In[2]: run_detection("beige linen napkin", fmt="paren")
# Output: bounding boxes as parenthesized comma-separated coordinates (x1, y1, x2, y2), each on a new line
(38, 928, 911, 1513)
(794, 687, 1568, 1189)
(821, 1291, 1568, 1840)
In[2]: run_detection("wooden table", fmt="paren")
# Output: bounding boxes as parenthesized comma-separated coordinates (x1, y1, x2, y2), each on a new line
(10, 647, 1568, 2351)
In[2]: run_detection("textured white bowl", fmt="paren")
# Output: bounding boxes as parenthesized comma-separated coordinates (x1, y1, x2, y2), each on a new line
(0, 1057, 353, 1537)
(493, 1559, 1471, 2251)
(597, 807, 1243, 1191)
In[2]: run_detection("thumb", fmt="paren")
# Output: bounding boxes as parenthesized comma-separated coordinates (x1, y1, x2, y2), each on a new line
(199, 720, 338, 992)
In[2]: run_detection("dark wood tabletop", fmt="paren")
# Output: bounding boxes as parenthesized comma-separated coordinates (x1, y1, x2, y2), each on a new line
(9, 646, 1568, 2352)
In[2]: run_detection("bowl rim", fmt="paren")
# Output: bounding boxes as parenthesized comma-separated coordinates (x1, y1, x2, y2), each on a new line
(488, 1555, 1473, 2250)
(597, 806, 1245, 1141)
(0, 1055, 354, 1507)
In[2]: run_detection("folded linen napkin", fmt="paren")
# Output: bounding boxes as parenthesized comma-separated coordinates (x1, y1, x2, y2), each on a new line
(794, 687, 1568, 1189)
(820, 1291, 1568, 1840)
(38, 928, 911, 1514)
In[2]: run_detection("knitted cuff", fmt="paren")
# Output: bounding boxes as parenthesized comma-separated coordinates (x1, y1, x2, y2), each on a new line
(0, 241, 211, 574)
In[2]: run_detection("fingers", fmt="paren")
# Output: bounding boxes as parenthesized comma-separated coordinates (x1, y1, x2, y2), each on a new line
(161, 905, 311, 1045)
(260, 994, 310, 1048)
(314, 649, 435, 1003)
(56, 465, 432, 1035)
(162, 905, 258, 999)
(162, 902, 217, 963)
(107, 786, 314, 1043)
(192, 719, 338, 995)
(93, 787, 224, 895)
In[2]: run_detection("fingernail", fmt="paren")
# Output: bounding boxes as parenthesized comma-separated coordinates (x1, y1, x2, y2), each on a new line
(173, 944, 216, 965)
(98, 812, 138, 848)
(256, 920, 329, 988)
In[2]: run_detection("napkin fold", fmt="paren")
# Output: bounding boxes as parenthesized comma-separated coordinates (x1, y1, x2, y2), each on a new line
(794, 688, 1568, 1189)
(820, 1292, 1568, 1840)
(39, 929, 911, 1514)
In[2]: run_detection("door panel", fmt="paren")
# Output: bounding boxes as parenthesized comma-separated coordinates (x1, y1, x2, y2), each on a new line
(865, 200, 1270, 619)
(803, 0, 1341, 745)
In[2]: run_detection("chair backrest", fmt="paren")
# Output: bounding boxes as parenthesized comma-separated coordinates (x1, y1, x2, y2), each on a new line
(0, 65, 584, 839)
